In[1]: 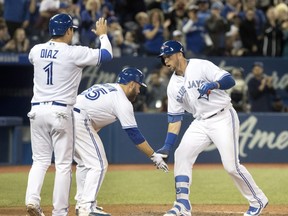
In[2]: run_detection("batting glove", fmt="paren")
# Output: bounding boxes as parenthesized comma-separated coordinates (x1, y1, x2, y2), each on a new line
(156, 146, 170, 162)
(198, 82, 218, 96)
(150, 152, 169, 173)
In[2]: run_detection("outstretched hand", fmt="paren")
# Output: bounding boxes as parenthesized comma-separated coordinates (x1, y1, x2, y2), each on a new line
(92, 17, 107, 36)
(150, 152, 169, 172)
(156, 146, 170, 162)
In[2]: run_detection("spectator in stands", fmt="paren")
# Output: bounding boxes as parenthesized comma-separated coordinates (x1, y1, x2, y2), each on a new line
(77, 0, 89, 15)
(0, 18, 10, 49)
(122, 30, 139, 56)
(99, 0, 115, 19)
(262, 6, 283, 56)
(111, 29, 124, 57)
(80, 0, 102, 47)
(226, 67, 248, 112)
(281, 20, 288, 57)
(221, 0, 242, 22)
(146, 68, 169, 112)
(256, 0, 272, 13)
(2, 27, 30, 53)
(274, 3, 288, 57)
(0, 2, 3, 16)
(143, 8, 169, 56)
(64, 1, 81, 45)
(134, 11, 149, 56)
(36, 0, 70, 42)
(26, 0, 41, 46)
(239, 9, 261, 56)
(145, 64, 171, 112)
(113, 0, 146, 27)
(247, 61, 277, 112)
(3, 0, 30, 38)
(164, 0, 188, 35)
(225, 13, 246, 56)
(107, 16, 124, 57)
(182, 4, 208, 57)
(239, 0, 266, 45)
(172, 30, 185, 49)
(205, 1, 230, 56)
(195, 0, 211, 25)
(271, 95, 288, 112)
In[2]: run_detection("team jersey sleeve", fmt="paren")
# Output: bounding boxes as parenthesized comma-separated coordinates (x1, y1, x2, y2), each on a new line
(28, 50, 33, 64)
(167, 75, 185, 116)
(203, 60, 231, 82)
(71, 34, 112, 67)
(99, 34, 113, 62)
(113, 96, 138, 129)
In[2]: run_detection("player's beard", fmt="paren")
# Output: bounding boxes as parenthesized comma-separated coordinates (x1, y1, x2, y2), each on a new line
(127, 86, 138, 102)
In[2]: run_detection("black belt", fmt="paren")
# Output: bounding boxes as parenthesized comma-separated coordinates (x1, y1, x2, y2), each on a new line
(207, 108, 225, 119)
(73, 107, 81, 113)
(32, 101, 67, 107)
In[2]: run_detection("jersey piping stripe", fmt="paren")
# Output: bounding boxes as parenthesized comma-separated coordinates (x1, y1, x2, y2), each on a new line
(229, 108, 264, 208)
(84, 118, 105, 196)
(32, 101, 67, 107)
(73, 107, 81, 113)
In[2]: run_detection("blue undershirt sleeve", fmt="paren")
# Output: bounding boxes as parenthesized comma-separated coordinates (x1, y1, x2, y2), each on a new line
(168, 114, 183, 123)
(217, 74, 235, 90)
(124, 127, 146, 145)
(100, 49, 112, 62)
(99, 34, 113, 62)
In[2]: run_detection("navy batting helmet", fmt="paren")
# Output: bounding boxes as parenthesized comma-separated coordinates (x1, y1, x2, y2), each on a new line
(49, 13, 78, 36)
(158, 40, 184, 57)
(117, 67, 147, 87)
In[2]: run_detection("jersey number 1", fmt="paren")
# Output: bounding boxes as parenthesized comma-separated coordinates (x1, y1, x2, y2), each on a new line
(43, 62, 53, 85)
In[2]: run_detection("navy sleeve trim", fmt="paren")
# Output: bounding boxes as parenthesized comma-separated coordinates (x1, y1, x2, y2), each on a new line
(217, 74, 235, 90)
(168, 114, 183, 123)
(124, 127, 145, 145)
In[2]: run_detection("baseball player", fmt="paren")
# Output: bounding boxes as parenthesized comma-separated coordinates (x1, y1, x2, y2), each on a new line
(156, 40, 268, 216)
(25, 13, 113, 216)
(73, 67, 169, 216)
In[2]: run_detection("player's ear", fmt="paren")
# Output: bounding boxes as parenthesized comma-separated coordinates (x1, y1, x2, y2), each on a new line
(129, 81, 135, 89)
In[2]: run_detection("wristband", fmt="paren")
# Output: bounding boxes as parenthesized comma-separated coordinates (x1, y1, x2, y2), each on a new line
(164, 132, 177, 150)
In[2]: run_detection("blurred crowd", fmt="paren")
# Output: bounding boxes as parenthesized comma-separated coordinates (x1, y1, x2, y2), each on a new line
(0, 0, 288, 57)
(0, 0, 288, 113)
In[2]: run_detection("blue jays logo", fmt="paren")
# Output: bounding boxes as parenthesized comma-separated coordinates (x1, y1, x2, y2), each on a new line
(187, 80, 210, 100)
(160, 44, 172, 53)
(198, 92, 209, 100)
(176, 86, 186, 103)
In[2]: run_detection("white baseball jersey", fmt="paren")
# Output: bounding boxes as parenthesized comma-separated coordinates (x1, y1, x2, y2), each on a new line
(167, 59, 232, 119)
(29, 40, 103, 105)
(167, 58, 268, 214)
(73, 83, 138, 207)
(74, 83, 137, 130)
(26, 34, 112, 215)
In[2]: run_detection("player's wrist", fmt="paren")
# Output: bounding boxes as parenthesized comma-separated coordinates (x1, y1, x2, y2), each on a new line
(211, 82, 219, 89)
(164, 132, 178, 150)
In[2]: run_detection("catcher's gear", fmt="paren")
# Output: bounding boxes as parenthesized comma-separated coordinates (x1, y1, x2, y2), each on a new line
(150, 152, 169, 172)
(49, 13, 78, 36)
(198, 82, 218, 96)
(117, 67, 147, 87)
